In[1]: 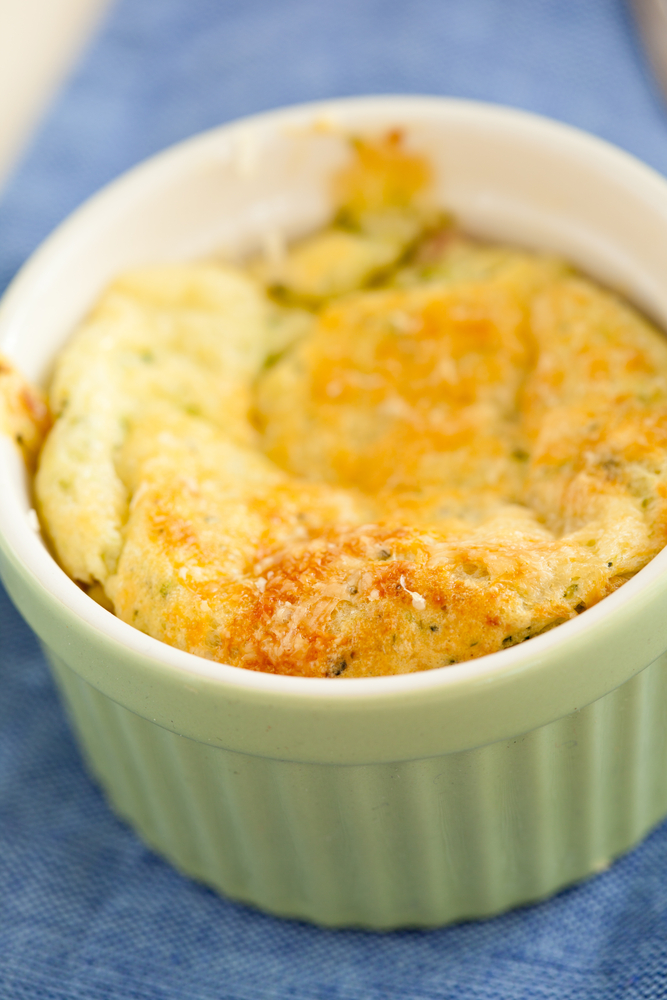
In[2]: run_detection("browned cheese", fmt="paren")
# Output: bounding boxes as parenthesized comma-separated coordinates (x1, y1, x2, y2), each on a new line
(32, 134, 667, 676)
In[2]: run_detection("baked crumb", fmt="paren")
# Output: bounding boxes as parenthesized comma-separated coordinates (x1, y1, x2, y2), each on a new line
(0, 354, 50, 468)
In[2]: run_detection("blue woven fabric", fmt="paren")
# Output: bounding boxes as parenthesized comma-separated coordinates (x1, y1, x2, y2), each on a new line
(3, 1, 667, 996)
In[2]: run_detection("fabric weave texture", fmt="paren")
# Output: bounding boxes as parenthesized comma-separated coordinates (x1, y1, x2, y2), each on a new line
(3, 1, 667, 997)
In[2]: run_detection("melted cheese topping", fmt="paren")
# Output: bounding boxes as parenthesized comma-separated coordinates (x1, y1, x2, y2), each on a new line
(32, 134, 667, 677)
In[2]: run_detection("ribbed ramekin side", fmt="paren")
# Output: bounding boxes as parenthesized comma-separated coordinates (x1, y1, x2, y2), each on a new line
(45, 648, 667, 928)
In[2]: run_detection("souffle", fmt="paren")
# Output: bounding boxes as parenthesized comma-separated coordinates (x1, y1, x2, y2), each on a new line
(7, 132, 667, 677)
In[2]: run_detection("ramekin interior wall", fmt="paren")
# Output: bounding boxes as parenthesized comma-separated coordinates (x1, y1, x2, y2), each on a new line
(4, 98, 667, 386)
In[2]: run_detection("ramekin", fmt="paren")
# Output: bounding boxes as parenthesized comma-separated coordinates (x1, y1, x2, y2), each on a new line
(3, 97, 667, 928)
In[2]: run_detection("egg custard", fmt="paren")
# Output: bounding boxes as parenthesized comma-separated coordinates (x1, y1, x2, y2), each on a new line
(22, 133, 667, 677)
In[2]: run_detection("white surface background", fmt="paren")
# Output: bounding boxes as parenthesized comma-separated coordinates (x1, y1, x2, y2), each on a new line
(0, 0, 110, 193)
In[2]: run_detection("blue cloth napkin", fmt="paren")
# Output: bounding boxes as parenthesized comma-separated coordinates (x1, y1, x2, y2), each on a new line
(3, 1, 667, 997)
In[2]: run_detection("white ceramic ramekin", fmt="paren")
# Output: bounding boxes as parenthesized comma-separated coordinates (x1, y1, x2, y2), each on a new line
(3, 97, 667, 928)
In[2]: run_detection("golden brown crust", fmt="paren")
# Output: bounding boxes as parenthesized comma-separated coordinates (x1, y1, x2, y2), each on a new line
(32, 134, 667, 677)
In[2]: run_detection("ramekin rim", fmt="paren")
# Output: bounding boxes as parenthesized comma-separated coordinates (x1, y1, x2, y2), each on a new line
(3, 93, 667, 704)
